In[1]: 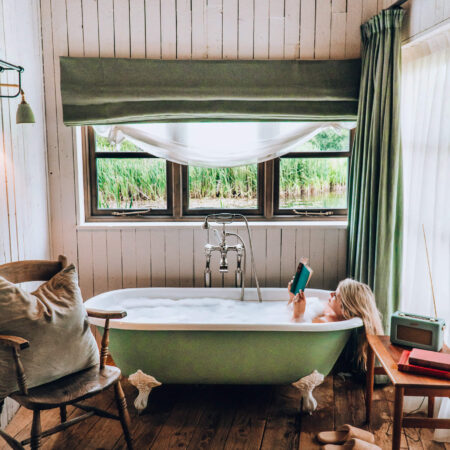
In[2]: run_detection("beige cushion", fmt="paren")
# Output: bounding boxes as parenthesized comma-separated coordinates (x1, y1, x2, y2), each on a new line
(0, 264, 99, 399)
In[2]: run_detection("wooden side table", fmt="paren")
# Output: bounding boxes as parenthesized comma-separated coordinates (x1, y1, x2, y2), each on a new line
(365, 335, 450, 450)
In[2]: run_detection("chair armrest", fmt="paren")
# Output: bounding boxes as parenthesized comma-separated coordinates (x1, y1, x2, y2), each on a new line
(0, 335, 29, 351)
(0, 335, 29, 395)
(86, 309, 126, 370)
(87, 309, 127, 319)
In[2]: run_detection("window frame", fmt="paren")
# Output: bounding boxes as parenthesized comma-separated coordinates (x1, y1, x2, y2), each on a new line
(83, 126, 352, 222)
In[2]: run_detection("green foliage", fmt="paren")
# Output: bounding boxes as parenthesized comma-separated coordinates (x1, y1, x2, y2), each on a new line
(279, 158, 347, 197)
(297, 128, 350, 152)
(189, 165, 257, 199)
(96, 136, 142, 153)
(97, 158, 166, 209)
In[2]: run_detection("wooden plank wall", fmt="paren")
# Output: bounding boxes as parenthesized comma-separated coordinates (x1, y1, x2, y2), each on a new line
(0, 0, 50, 265)
(77, 223, 348, 297)
(0, 0, 50, 429)
(39, 0, 393, 300)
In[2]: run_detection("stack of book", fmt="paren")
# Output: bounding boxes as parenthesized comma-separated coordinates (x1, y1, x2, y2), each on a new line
(398, 348, 450, 380)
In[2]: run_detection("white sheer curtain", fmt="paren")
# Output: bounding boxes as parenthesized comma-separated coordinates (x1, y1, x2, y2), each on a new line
(94, 121, 354, 167)
(401, 24, 450, 442)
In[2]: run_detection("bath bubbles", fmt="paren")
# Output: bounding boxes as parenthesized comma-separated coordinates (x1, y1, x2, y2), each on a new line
(90, 296, 326, 325)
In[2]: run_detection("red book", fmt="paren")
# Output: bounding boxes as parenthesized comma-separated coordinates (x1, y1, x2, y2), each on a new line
(398, 350, 450, 380)
(409, 348, 450, 372)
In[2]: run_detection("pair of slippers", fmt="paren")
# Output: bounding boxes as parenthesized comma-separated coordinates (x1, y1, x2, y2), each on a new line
(317, 424, 381, 449)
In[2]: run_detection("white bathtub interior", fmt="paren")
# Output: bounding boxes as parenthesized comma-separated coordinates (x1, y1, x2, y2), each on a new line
(86, 287, 363, 332)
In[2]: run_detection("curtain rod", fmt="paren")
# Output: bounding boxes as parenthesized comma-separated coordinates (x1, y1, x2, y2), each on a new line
(385, 0, 408, 10)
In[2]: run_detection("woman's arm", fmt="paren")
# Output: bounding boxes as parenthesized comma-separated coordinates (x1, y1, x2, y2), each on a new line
(292, 290, 306, 321)
(312, 316, 328, 323)
(287, 279, 295, 305)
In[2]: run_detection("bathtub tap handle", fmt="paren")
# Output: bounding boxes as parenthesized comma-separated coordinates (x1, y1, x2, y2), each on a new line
(204, 252, 212, 287)
(219, 251, 228, 273)
(235, 267, 242, 288)
(235, 250, 243, 288)
(204, 268, 211, 288)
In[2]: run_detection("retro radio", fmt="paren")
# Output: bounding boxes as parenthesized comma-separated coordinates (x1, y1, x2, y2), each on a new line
(390, 312, 446, 352)
(391, 225, 447, 352)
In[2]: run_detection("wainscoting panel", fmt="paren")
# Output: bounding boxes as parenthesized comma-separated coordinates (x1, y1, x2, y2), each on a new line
(76, 224, 347, 300)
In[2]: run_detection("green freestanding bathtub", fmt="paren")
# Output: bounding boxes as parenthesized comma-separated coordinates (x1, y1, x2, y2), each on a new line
(85, 287, 363, 384)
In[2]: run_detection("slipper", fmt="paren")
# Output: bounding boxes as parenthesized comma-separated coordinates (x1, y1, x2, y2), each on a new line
(317, 425, 375, 444)
(322, 438, 381, 449)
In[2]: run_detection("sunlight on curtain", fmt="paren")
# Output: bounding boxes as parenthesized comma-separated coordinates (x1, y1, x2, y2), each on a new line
(94, 122, 354, 168)
(401, 25, 450, 442)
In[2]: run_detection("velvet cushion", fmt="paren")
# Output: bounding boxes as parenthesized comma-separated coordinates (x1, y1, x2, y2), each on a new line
(0, 264, 99, 399)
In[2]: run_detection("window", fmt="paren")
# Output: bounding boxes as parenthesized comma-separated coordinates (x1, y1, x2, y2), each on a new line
(84, 124, 352, 220)
(274, 127, 350, 216)
(87, 128, 172, 216)
(182, 165, 264, 215)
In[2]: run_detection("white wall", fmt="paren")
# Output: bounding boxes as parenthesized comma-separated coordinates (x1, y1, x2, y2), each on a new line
(0, 0, 50, 429)
(40, 0, 394, 300)
(384, 0, 450, 41)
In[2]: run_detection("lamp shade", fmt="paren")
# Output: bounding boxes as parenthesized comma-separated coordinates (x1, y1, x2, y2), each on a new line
(16, 101, 35, 124)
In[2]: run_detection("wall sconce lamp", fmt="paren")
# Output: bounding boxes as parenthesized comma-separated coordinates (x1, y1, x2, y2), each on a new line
(0, 59, 35, 124)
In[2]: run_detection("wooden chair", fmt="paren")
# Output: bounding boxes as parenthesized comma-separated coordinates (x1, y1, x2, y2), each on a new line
(0, 256, 133, 450)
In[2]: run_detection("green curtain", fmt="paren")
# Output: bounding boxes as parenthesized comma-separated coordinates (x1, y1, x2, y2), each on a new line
(347, 8, 404, 331)
(59, 58, 360, 125)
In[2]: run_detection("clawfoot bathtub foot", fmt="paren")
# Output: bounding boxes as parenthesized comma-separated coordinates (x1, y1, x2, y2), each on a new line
(128, 370, 162, 413)
(292, 370, 324, 414)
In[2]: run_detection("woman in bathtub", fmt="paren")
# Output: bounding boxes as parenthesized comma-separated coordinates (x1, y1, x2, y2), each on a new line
(288, 278, 383, 370)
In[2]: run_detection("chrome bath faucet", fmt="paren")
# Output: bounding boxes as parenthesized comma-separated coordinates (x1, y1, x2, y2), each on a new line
(202, 213, 262, 302)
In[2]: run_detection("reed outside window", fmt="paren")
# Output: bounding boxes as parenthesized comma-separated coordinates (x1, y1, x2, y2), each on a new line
(84, 124, 351, 220)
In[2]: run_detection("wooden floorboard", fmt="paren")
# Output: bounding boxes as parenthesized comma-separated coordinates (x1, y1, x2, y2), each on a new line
(1, 376, 447, 450)
(223, 385, 272, 450)
(151, 385, 209, 449)
(299, 374, 334, 449)
(186, 386, 240, 449)
(260, 385, 301, 450)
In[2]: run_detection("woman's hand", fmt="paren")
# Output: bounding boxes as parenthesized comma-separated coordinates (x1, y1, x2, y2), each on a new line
(287, 278, 295, 305)
(292, 290, 306, 320)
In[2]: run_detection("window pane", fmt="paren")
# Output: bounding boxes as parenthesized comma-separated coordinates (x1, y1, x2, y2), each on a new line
(188, 165, 258, 209)
(95, 135, 144, 153)
(289, 127, 350, 153)
(279, 158, 348, 209)
(95, 124, 174, 153)
(97, 158, 167, 209)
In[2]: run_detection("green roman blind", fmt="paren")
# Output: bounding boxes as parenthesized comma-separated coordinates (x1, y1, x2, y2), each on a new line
(60, 57, 361, 125)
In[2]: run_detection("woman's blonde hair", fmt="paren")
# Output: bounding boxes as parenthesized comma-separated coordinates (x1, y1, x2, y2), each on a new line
(337, 278, 383, 370)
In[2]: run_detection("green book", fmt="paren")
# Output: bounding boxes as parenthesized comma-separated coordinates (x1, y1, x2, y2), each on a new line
(290, 260, 313, 295)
